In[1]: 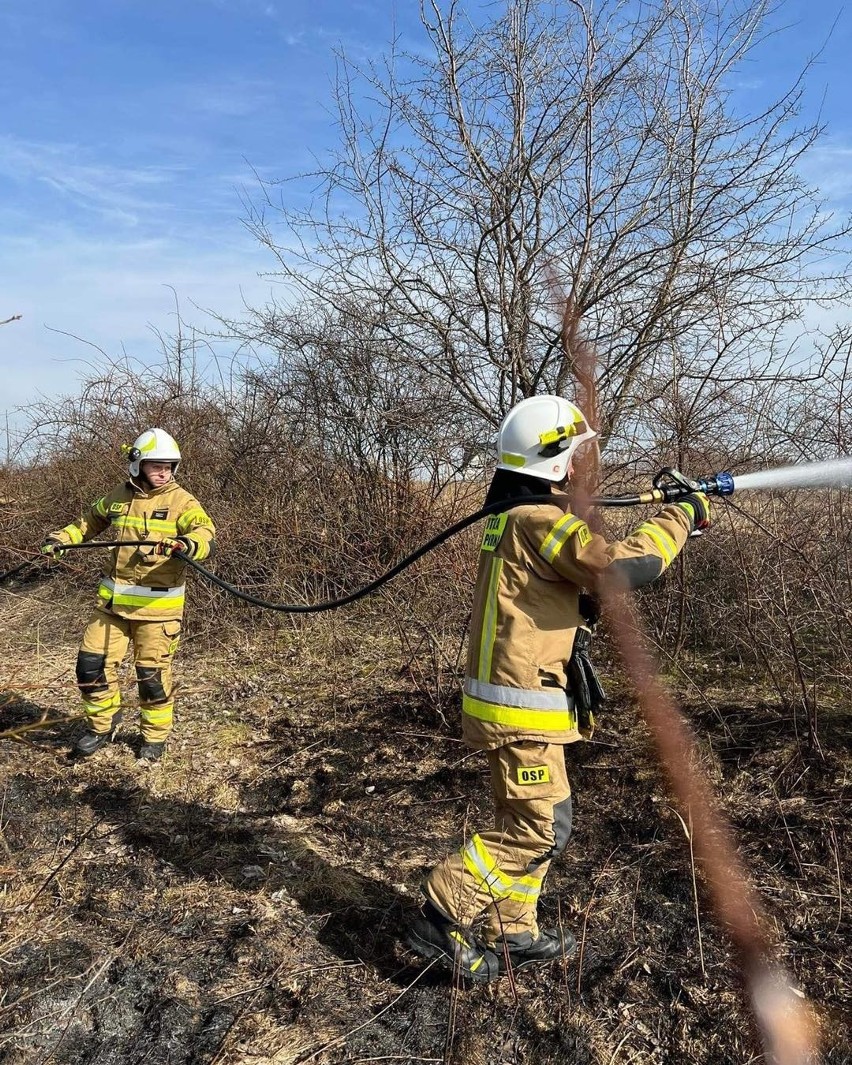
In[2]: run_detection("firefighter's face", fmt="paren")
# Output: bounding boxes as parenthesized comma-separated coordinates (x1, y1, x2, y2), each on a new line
(141, 461, 173, 487)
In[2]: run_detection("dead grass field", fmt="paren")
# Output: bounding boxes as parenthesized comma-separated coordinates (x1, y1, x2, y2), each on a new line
(1, 577, 850, 1065)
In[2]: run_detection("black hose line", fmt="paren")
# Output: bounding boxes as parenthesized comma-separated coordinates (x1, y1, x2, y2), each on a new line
(0, 559, 39, 584)
(177, 493, 560, 613)
(2, 493, 554, 609)
(0, 479, 714, 611)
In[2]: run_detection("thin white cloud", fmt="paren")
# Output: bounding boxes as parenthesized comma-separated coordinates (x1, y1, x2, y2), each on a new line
(801, 138, 852, 207)
(180, 77, 277, 118)
(0, 136, 181, 224)
(0, 225, 279, 419)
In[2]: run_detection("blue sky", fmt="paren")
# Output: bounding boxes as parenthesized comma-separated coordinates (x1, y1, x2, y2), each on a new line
(1, 0, 850, 449)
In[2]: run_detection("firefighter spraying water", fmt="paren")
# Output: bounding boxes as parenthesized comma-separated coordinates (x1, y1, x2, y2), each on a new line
(4, 455, 852, 608)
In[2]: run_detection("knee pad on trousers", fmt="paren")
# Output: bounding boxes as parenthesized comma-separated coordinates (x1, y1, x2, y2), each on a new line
(136, 666, 167, 704)
(75, 651, 108, 695)
(551, 795, 573, 856)
(528, 796, 573, 872)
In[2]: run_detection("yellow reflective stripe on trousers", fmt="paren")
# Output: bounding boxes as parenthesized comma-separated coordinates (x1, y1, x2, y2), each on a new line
(140, 704, 173, 725)
(62, 524, 84, 544)
(635, 522, 677, 568)
(462, 834, 515, 898)
(505, 878, 542, 904)
(82, 692, 121, 715)
(477, 557, 503, 684)
(111, 516, 179, 535)
(462, 834, 543, 903)
(539, 513, 585, 563)
(463, 694, 577, 732)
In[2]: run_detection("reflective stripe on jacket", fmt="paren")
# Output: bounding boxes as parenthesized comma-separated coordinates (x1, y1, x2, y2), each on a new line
(463, 497, 695, 751)
(49, 479, 215, 621)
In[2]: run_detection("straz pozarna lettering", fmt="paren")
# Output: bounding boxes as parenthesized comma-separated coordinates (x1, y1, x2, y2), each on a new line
(481, 513, 508, 552)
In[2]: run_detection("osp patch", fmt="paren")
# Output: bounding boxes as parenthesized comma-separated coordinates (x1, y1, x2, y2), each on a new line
(516, 766, 550, 785)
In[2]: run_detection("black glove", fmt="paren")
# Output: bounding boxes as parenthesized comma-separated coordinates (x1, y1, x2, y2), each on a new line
(39, 537, 66, 559)
(567, 624, 606, 734)
(678, 492, 711, 531)
(578, 593, 601, 627)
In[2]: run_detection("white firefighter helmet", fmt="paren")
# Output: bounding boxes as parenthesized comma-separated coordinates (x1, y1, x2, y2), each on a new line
(496, 395, 597, 482)
(126, 428, 181, 477)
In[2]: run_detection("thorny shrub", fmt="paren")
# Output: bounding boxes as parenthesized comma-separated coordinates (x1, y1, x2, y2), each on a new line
(1, 350, 850, 748)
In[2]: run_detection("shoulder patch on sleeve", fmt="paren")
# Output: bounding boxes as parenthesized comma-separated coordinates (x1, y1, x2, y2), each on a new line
(576, 523, 592, 549)
(481, 512, 508, 552)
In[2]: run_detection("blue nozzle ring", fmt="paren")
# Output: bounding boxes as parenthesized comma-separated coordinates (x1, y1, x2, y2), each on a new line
(698, 471, 735, 496)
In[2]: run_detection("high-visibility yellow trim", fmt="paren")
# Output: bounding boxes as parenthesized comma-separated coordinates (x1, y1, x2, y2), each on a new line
(507, 875, 542, 903)
(62, 524, 84, 545)
(463, 694, 577, 732)
(98, 578, 185, 612)
(500, 452, 526, 468)
(177, 506, 213, 532)
(82, 692, 121, 717)
(462, 835, 514, 897)
(110, 516, 179, 535)
(480, 513, 508, 553)
(93, 497, 109, 518)
(466, 677, 570, 709)
(110, 592, 185, 610)
(477, 557, 502, 684)
(635, 522, 677, 567)
(470, 955, 484, 972)
(140, 705, 173, 725)
(185, 533, 210, 561)
(461, 834, 543, 903)
(539, 514, 584, 563)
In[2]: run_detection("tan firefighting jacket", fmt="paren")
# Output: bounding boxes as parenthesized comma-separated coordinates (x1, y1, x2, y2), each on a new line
(463, 496, 696, 751)
(49, 479, 215, 621)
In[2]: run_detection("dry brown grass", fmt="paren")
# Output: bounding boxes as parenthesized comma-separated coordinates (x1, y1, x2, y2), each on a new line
(0, 577, 849, 1064)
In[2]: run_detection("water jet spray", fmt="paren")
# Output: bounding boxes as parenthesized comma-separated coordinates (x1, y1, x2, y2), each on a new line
(598, 456, 852, 507)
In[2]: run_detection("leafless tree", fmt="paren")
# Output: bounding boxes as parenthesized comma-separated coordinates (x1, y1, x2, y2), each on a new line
(243, 0, 850, 463)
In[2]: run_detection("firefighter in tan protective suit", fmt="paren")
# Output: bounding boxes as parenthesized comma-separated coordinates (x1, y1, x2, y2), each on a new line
(40, 428, 215, 762)
(406, 396, 711, 982)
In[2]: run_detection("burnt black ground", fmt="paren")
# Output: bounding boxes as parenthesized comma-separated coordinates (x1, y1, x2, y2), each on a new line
(1, 606, 849, 1064)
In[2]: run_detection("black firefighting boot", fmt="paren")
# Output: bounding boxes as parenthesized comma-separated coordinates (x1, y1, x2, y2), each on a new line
(405, 900, 500, 984)
(491, 927, 578, 973)
(73, 711, 123, 758)
(138, 741, 165, 762)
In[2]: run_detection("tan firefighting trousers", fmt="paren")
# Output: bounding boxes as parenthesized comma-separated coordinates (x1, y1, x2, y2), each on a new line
(424, 741, 573, 945)
(76, 607, 182, 743)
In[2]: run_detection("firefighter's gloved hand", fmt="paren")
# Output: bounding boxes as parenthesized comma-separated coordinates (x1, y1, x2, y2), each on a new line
(155, 536, 195, 558)
(39, 538, 66, 559)
(567, 625, 606, 735)
(578, 593, 601, 628)
(678, 492, 711, 531)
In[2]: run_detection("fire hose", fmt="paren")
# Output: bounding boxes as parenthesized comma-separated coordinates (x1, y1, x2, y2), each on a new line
(0, 466, 735, 605)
